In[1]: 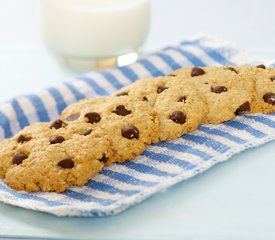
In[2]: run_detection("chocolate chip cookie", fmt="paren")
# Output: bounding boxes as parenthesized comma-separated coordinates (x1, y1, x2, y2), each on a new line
(0, 123, 53, 178)
(170, 67, 255, 124)
(235, 65, 275, 114)
(61, 96, 159, 165)
(152, 78, 208, 142)
(1, 122, 113, 192)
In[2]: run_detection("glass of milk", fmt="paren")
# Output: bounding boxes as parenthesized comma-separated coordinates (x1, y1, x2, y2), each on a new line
(40, 0, 150, 71)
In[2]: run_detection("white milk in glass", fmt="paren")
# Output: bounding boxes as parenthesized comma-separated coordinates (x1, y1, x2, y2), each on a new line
(40, 0, 150, 70)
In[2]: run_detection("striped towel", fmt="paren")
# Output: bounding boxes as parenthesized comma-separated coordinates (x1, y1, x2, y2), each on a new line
(0, 34, 275, 217)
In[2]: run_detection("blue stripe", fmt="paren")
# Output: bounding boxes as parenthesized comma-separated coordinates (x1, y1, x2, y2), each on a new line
(47, 87, 67, 114)
(77, 76, 109, 96)
(102, 169, 157, 187)
(10, 99, 29, 129)
(155, 141, 212, 160)
(183, 134, 230, 153)
(243, 115, 275, 128)
(87, 180, 139, 196)
(0, 183, 66, 207)
(118, 66, 139, 82)
(120, 161, 177, 177)
(155, 52, 182, 70)
(224, 120, 266, 138)
(64, 190, 116, 206)
(100, 71, 124, 89)
(142, 150, 197, 170)
(181, 40, 234, 65)
(169, 47, 206, 67)
(64, 82, 85, 101)
(139, 59, 165, 77)
(0, 112, 13, 138)
(26, 94, 50, 122)
(199, 126, 247, 144)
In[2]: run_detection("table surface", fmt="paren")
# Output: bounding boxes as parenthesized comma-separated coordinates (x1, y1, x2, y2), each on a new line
(0, 0, 275, 239)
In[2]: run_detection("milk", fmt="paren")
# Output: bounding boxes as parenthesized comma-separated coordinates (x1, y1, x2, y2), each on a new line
(40, 0, 150, 69)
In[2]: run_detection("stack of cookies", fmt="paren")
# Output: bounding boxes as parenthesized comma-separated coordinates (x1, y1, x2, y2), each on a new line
(0, 65, 274, 193)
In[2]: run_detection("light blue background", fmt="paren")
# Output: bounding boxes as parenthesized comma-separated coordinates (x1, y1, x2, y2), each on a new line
(0, 0, 275, 239)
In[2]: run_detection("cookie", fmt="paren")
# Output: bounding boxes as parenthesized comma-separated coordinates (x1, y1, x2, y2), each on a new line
(235, 65, 275, 114)
(61, 96, 159, 165)
(0, 123, 53, 178)
(3, 122, 112, 192)
(114, 77, 170, 106)
(152, 78, 208, 142)
(169, 67, 255, 124)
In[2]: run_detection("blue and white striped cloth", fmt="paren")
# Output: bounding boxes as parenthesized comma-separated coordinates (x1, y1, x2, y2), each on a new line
(0, 34, 275, 217)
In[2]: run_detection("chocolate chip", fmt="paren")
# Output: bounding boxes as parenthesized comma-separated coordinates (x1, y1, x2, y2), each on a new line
(13, 153, 28, 165)
(49, 136, 65, 144)
(17, 135, 31, 143)
(85, 112, 101, 124)
(83, 129, 93, 136)
(191, 67, 205, 77)
(226, 67, 237, 74)
(263, 92, 275, 105)
(50, 119, 65, 129)
(168, 73, 177, 77)
(257, 64, 266, 69)
(99, 154, 108, 163)
(66, 113, 80, 122)
(211, 86, 228, 94)
(270, 76, 275, 82)
(122, 126, 139, 139)
(142, 96, 148, 101)
(116, 92, 128, 96)
(113, 105, 132, 116)
(170, 111, 186, 124)
(235, 101, 251, 114)
(178, 96, 187, 103)
(204, 82, 209, 85)
(58, 158, 75, 169)
(156, 86, 168, 94)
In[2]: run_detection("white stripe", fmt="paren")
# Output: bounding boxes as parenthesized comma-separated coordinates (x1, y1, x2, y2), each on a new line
(0, 126, 4, 140)
(37, 191, 75, 203)
(242, 115, 275, 134)
(163, 48, 194, 67)
(37, 191, 101, 209)
(53, 84, 77, 106)
(94, 173, 150, 191)
(107, 164, 165, 183)
(71, 185, 124, 201)
(200, 124, 247, 145)
(261, 113, 275, 121)
(146, 54, 173, 74)
(128, 62, 151, 78)
(174, 136, 221, 157)
(208, 122, 259, 142)
(180, 44, 221, 65)
(70, 79, 98, 98)
(195, 129, 241, 147)
(88, 72, 117, 93)
(258, 114, 275, 126)
(38, 90, 60, 120)
(108, 68, 132, 86)
(135, 154, 186, 175)
(0, 102, 21, 134)
(71, 77, 100, 98)
(147, 145, 205, 166)
(0, 192, 48, 209)
(14, 96, 39, 124)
